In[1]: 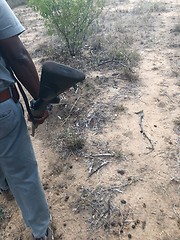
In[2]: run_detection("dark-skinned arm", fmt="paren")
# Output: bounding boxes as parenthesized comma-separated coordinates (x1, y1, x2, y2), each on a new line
(0, 35, 49, 126)
(0, 35, 40, 100)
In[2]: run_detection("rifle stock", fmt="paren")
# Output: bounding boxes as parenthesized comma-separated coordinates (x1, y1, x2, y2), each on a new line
(31, 61, 85, 118)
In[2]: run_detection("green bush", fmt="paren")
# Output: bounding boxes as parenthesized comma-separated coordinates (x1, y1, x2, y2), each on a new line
(29, 0, 105, 56)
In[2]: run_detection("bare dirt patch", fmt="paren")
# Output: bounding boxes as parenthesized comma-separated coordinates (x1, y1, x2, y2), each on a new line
(0, 0, 180, 240)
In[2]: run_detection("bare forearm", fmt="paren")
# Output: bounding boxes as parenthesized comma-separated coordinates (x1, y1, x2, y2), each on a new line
(0, 35, 40, 100)
(8, 49, 40, 100)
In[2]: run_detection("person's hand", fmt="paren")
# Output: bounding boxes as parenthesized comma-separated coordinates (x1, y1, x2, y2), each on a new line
(28, 110, 49, 125)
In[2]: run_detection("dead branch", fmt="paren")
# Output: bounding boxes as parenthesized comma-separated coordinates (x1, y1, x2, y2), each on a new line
(97, 58, 127, 68)
(93, 209, 109, 229)
(107, 198, 111, 232)
(163, 93, 174, 103)
(121, 176, 143, 189)
(85, 153, 115, 158)
(173, 204, 180, 219)
(135, 110, 154, 152)
(62, 96, 80, 126)
(160, 91, 175, 103)
(107, 186, 123, 193)
(89, 161, 109, 177)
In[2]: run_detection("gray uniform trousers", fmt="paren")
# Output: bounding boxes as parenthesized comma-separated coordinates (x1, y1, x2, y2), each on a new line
(0, 98, 50, 238)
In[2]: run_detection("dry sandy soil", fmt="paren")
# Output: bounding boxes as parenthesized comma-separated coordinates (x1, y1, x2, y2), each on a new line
(0, 0, 180, 239)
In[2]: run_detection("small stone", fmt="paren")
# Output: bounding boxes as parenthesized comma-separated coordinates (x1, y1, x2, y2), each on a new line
(142, 221, 146, 229)
(121, 199, 126, 204)
(111, 221, 116, 227)
(136, 219, 140, 224)
(104, 223, 109, 229)
(112, 230, 119, 236)
(117, 169, 125, 175)
(143, 203, 146, 208)
(65, 195, 69, 202)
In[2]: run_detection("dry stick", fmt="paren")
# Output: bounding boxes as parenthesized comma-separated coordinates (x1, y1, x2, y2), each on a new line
(121, 176, 143, 189)
(94, 198, 112, 230)
(119, 210, 129, 234)
(62, 96, 80, 126)
(107, 186, 123, 193)
(160, 91, 175, 103)
(107, 198, 111, 232)
(94, 209, 109, 228)
(86, 199, 109, 229)
(135, 110, 154, 152)
(163, 93, 175, 103)
(85, 153, 115, 158)
(88, 160, 94, 175)
(97, 59, 127, 68)
(89, 161, 109, 177)
(173, 205, 180, 220)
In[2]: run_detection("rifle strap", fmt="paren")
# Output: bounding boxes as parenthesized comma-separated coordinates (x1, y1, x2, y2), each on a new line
(16, 80, 36, 125)
(3, 58, 36, 125)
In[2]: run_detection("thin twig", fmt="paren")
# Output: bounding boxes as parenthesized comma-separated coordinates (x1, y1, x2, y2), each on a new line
(173, 205, 180, 219)
(85, 153, 115, 158)
(94, 209, 109, 228)
(121, 176, 143, 188)
(135, 110, 154, 152)
(97, 59, 127, 68)
(89, 161, 109, 177)
(164, 93, 174, 103)
(107, 187, 123, 193)
(107, 198, 111, 232)
(161, 92, 174, 103)
(62, 97, 80, 126)
(88, 159, 94, 174)
(135, 110, 144, 133)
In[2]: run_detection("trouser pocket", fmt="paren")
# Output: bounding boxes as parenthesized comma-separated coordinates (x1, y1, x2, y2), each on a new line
(0, 99, 19, 139)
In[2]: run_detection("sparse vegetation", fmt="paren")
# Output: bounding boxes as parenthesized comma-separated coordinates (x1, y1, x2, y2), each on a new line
(63, 131, 85, 152)
(112, 48, 141, 69)
(123, 67, 139, 81)
(29, 0, 105, 56)
(114, 151, 125, 161)
(54, 127, 85, 153)
(2, 1, 180, 239)
(113, 104, 126, 113)
(73, 186, 133, 233)
(133, 0, 167, 14)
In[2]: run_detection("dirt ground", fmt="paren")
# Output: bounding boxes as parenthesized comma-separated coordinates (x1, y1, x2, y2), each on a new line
(0, 0, 180, 239)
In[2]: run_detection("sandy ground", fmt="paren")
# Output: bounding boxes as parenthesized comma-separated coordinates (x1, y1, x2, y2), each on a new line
(0, 0, 180, 239)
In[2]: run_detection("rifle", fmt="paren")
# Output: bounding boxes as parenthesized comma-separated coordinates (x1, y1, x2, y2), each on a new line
(28, 61, 85, 136)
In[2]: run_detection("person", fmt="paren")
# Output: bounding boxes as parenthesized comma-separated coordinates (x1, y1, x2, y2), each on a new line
(0, 1, 53, 239)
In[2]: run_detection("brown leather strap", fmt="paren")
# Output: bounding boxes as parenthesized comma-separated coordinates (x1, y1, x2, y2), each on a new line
(0, 85, 19, 103)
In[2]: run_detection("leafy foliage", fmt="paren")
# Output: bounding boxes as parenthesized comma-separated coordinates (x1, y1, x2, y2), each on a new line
(29, 0, 105, 56)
